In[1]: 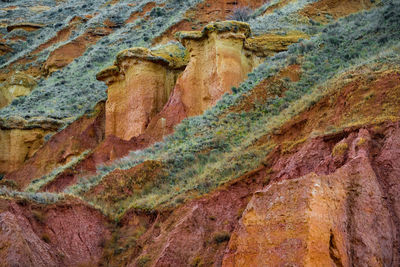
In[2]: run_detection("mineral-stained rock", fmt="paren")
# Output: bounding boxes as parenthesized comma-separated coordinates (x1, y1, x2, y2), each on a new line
(245, 31, 309, 57)
(5, 101, 105, 189)
(0, 199, 110, 267)
(0, 128, 53, 175)
(223, 129, 398, 266)
(97, 44, 188, 140)
(174, 21, 255, 116)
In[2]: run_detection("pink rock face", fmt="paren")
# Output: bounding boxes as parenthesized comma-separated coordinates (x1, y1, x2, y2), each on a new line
(129, 168, 267, 267)
(0, 200, 110, 267)
(223, 128, 399, 266)
(0, 211, 59, 266)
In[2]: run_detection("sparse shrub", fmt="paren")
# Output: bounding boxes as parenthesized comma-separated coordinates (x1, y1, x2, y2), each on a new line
(0, 179, 19, 190)
(227, 6, 252, 22)
(213, 231, 231, 244)
(190, 256, 203, 267)
(137, 255, 151, 267)
(332, 142, 349, 157)
(150, 7, 166, 17)
(41, 233, 51, 243)
(32, 210, 46, 224)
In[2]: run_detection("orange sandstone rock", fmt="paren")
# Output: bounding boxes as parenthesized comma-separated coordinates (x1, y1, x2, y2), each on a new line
(223, 130, 396, 266)
(97, 44, 188, 140)
(174, 21, 255, 116)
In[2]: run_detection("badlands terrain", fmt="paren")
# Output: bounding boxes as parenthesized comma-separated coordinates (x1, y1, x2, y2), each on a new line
(0, 0, 400, 266)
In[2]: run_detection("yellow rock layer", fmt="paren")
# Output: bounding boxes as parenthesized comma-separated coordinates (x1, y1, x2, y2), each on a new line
(97, 43, 188, 140)
(174, 21, 254, 116)
(0, 128, 52, 174)
(0, 72, 37, 108)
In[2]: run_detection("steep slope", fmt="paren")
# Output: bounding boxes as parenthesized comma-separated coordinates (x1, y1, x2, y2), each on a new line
(1, 0, 400, 266)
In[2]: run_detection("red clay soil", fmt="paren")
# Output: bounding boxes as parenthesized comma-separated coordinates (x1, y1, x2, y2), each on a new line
(31, 17, 85, 55)
(5, 101, 106, 190)
(3, 65, 400, 265)
(299, 0, 377, 23)
(126, 2, 157, 23)
(100, 163, 269, 266)
(42, 26, 113, 75)
(97, 66, 400, 265)
(0, 198, 110, 267)
(0, 17, 87, 82)
(223, 124, 400, 266)
(0, 43, 13, 56)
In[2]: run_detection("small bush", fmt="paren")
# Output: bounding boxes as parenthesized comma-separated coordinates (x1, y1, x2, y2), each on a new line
(41, 233, 51, 243)
(213, 231, 231, 244)
(32, 210, 46, 224)
(137, 255, 151, 267)
(150, 7, 166, 17)
(332, 142, 349, 157)
(227, 6, 252, 22)
(190, 256, 203, 267)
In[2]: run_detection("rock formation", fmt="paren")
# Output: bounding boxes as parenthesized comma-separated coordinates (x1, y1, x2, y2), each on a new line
(0, 128, 51, 175)
(5, 102, 105, 189)
(1, 1, 398, 265)
(174, 21, 255, 116)
(97, 44, 188, 140)
(6, 23, 44, 32)
(0, 198, 110, 266)
(0, 72, 37, 108)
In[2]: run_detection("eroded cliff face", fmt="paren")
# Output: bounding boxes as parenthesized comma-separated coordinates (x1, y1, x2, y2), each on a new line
(91, 65, 400, 266)
(97, 122, 400, 267)
(97, 45, 188, 141)
(0, 198, 110, 267)
(5, 102, 105, 189)
(223, 130, 397, 266)
(174, 21, 254, 116)
(0, 128, 52, 175)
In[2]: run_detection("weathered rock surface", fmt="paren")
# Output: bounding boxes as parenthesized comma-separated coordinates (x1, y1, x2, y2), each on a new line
(174, 21, 254, 116)
(6, 22, 44, 32)
(0, 72, 37, 108)
(97, 44, 188, 140)
(0, 199, 110, 267)
(0, 128, 52, 175)
(223, 128, 398, 266)
(5, 101, 105, 189)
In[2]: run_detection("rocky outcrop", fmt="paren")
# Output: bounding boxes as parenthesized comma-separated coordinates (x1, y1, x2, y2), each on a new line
(0, 72, 37, 108)
(223, 130, 397, 266)
(5, 101, 105, 189)
(0, 198, 110, 267)
(6, 22, 44, 32)
(174, 21, 254, 116)
(23, 21, 307, 193)
(245, 31, 309, 57)
(97, 44, 188, 140)
(0, 128, 53, 175)
(0, 114, 66, 175)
